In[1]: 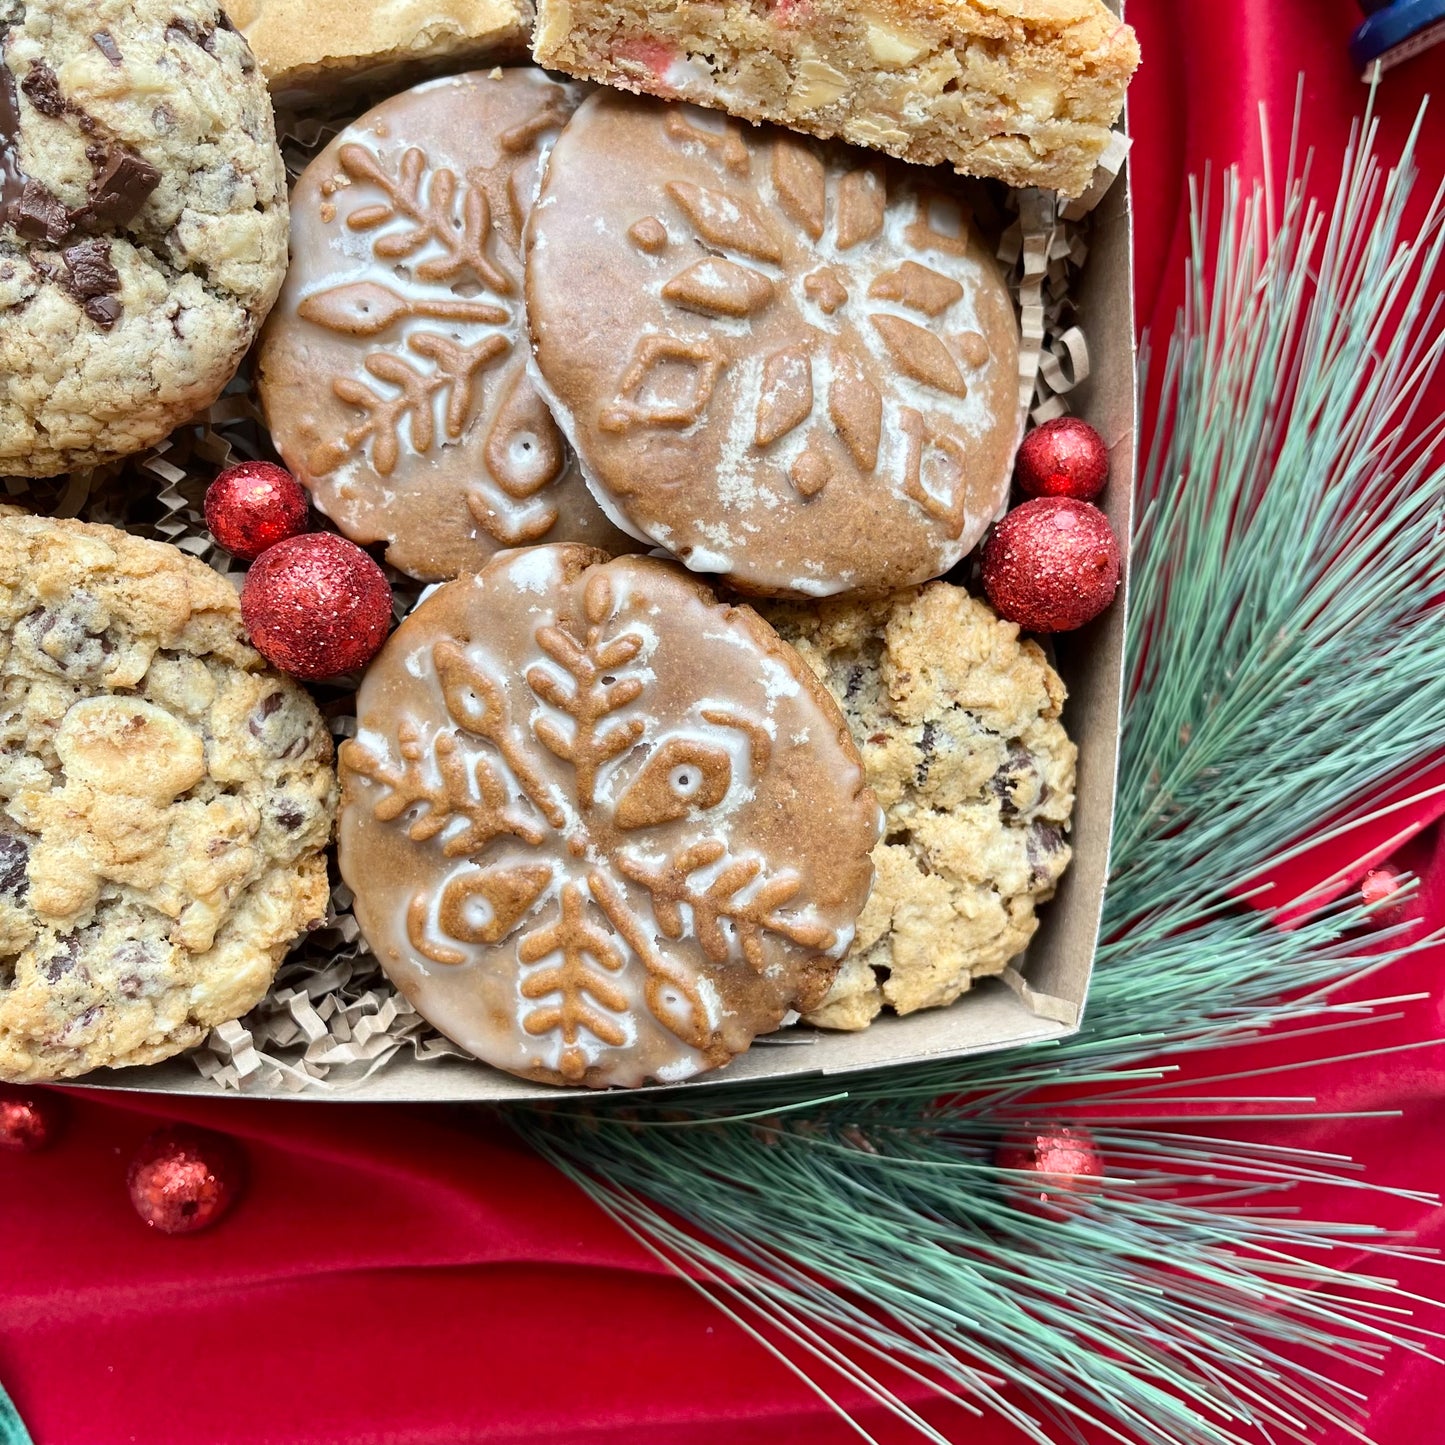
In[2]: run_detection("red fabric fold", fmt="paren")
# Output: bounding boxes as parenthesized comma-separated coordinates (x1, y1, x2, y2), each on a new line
(2, 4, 1443, 1442)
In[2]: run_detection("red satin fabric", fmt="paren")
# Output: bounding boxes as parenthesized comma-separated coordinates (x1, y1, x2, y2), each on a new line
(3, 5, 1444, 1442)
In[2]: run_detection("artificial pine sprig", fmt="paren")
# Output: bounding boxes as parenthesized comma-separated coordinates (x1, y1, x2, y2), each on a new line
(515, 100, 1445, 1445)
(0, 1385, 29, 1445)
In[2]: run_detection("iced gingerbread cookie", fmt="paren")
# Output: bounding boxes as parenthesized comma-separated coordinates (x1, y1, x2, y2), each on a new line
(259, 69, 632, 583)
(0, 514, 336, 1084)
(526, 93, 1021, 598)
(764, 582, 1075, 1030)
(338, 544, 880, 1087)
(0, 0, 288, 476)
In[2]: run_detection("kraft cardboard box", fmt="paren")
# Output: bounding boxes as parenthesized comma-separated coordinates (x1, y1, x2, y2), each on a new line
(91, 22, 1137, 1106)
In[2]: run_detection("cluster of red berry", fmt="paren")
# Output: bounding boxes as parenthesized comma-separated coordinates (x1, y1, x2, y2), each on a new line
(1, 1089, 243, 1235)
(982, 416, 1122, 634)
(204, 461, 393, 680)
(210, 419, 1120, 682)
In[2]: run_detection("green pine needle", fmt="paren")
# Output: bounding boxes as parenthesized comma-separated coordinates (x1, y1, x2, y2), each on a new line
(0, 1381, 31, 1445)
(513, 98, 1445, 1445)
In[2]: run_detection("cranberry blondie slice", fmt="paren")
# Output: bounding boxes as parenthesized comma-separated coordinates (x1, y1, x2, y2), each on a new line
(532, 0, 1138, 197)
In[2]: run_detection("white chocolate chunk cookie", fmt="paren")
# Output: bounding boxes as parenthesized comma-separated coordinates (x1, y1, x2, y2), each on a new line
(339, 544, 880, 1087)
(0, 0, 288, 475)
(764, 582, 1075, 1030)
(0, 514, 336, 1083)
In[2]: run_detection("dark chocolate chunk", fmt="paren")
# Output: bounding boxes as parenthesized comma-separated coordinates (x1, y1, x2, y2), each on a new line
(42, 932, 82, 982)
(988, 741, 1036, 818)
(113, 940, 163, 998)
(27, 252, 60, 286)
(1026, 822, 1067, 886)
(22, 241, 119, 323)
(65, 1003, 101, 1035)
(19, 59, 63, 117)
(248, 691, 284, 736)
(21, 608, 56, 641)
(62, 237, 118, 297)
(113, 940, 160, 968)
(1, 45, 26, 210)
(91, 30, 122, 65)
(915, 719, 937, 786)
(74, 147, 160, 231)
(0, 832, 28, 898)
(82, 294, 120, 327)
(167, 12, 239, 59)
(9, 178, 70, 242)
(20, 594, 116, 672)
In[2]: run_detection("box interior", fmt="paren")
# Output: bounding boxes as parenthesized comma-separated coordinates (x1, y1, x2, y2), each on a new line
(84, 49, 1137, 1106)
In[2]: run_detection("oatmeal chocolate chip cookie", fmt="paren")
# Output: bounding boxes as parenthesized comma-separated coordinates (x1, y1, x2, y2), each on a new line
(259, 69, 633, 583)
(526, 92, 1021, 598)
(0, 514, 336, 1083)
(339, 545, 880, 1088)
(764, 581, 1075, 1030)
(0, 0, 288, 476)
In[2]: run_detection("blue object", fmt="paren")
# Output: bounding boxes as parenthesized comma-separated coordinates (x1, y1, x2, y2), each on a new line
(1350, 0, 1445, 77)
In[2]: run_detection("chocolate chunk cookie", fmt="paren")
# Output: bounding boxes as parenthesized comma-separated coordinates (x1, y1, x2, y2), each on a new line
(526, 92, 1021, 597)
(259, 69, 634, 582)
(0, 514, 336, 1083)
(0, 0, 288, 475)
(339, 545, 880, 1087)
(764, 581, 1075, 1029)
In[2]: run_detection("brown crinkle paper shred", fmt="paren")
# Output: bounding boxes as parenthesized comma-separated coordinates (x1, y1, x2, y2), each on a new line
(11, 108, 1126, 1092)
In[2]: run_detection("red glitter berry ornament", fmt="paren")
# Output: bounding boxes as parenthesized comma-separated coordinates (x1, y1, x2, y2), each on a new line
(0, 1086, 64, 1152)
(995, 1124, 1104, 1219)
(1015, 416, 1110, 501)
(241, 532, 392, 680)
(127, 1124, 244, 1235)
(204, 461, 310, 561)
(982, 498, 1121, 633)
(1361, 864, 1411, 926)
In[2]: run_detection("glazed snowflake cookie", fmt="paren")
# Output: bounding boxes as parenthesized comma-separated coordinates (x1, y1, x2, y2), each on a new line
(525, 92, 1021, 597)
(257, 69, 634, 583)
(338, 545, 881, 1088)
